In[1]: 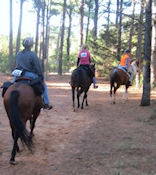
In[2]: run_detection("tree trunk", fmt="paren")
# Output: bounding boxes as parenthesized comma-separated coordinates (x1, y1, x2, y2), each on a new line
(129, 0, 136, 51)
(41, 0, 46, 72)
(9, 0, 14, 72)
(80, 0, 84, 46)
(35, 5, 40, 55)
(141, 0, 152, 106)
(116, 0, 119, 26)
(45, 1, 50, 80)
(85, 0, 91, 43)
(135, 0, 144, 88)
(67, 3, 72, 60)
(106, 0, 111, 31)
(16, 0, 24, 55)
(58, 0, 66, 75)
(117, 0, 123, 61)
(92, 0, 99, 41)
(151, 0, 156, 88)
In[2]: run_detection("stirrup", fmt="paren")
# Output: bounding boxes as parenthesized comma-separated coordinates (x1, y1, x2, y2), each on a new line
(43, 104, 53, 110)
(93, 85, 98, 89)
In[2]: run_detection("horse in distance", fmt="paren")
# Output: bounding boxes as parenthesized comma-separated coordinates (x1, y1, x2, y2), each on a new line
(70, 64, 95, 111)
(110, 60, 139, 104)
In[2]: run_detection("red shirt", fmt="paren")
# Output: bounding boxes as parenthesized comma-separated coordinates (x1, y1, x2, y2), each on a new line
(78, 49, 91, 65)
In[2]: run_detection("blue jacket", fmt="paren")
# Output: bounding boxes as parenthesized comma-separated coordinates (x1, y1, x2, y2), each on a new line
(15, 49, 43, 79)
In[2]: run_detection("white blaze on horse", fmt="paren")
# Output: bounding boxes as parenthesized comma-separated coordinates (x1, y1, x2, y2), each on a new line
(110, 60, 139, 104)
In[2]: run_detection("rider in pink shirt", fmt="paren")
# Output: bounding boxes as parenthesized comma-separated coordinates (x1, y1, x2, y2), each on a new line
(77, 44, 98, 89)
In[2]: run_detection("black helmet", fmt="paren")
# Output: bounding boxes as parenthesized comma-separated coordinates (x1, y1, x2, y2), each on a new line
(22, 37, 34, 48)
(124, 49, 131, 53)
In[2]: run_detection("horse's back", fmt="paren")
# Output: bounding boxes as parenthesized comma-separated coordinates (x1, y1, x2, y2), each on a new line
(4, 83, 42, 117)
(110, 68, 129, 85)
(71, 67, 92, 88)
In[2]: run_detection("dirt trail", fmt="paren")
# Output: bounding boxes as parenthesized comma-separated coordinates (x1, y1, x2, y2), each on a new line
(0, 74, 156, 175)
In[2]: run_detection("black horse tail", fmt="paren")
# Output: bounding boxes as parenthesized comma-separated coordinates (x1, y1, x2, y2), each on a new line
(9, 90, 32, 150)
(110, 69, 118, 96)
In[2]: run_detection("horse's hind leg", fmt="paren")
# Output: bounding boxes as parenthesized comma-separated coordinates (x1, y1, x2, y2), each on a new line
(30, 115, 38, 138)
(122, 86, 128, 103)
(113, 86, 119, 104)
(77, 87, 83, 108)
(110, 84, 113, 104)
(10, 131, 19, 165)
(12, 129, 19, 152)
(72, 87, 75, 111)
(81, 89, 88, 109)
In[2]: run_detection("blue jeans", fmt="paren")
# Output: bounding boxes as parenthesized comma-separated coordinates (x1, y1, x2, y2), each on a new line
(12, 71, 50, 105)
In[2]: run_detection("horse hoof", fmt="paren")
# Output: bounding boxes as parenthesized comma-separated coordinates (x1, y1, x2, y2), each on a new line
(30, 133, 34, 138)
(113, 101, 116, 104)
(9, 160, 17, 165)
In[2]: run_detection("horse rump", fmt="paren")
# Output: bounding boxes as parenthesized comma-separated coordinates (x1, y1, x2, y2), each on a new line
(9, 90, 33, 150)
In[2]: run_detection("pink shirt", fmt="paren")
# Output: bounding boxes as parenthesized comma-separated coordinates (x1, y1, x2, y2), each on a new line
(78, 49, 91, 65)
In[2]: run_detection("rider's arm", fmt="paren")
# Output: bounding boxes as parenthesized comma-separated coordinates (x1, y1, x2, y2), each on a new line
(77, 58, 80, 67)
(32, 52, 44, 80)
(126, 58, 131, 70)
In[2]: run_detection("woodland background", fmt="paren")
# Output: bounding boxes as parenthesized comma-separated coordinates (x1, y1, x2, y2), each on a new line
(0, 0, 155, 105)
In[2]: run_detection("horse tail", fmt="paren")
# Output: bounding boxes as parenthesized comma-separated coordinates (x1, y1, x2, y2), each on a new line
(72, 86, 75, 111)
(9, 90, 32, 150)
(110, 69, 118, 96)
(71, 70, 80, 87)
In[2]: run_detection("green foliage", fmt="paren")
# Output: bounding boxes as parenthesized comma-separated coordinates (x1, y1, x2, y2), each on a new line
(0, 36, 10, 73)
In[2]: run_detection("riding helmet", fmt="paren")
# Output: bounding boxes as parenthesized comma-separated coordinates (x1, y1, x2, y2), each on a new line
(124, 49, 131, 53)
(22, 37, 34, 48)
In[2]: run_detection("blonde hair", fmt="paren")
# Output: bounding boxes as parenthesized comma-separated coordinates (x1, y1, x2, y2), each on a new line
(82, 44, 88, 50)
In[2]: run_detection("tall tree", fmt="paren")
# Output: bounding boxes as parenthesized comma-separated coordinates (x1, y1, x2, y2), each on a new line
(85, 0, 92, 43)
(66, 0, 73, 60)
(41, 0, 46, 72)
(80, 0, 84, 46)
(128, 0, 136, 51)
(106, 0, 111, 31)
(16, 0, 25, 55)
(34, 0, 42, 55)
(116, 0, 119, 26)
(117, 0, 123, 60)
(135, 0, 144, 88)
(58, 0, 67, 75)
(9, 0, 14, 72)
(92, 0, 99, 40)
(151, 0, 156, 88)
(141, 0, 152, 106)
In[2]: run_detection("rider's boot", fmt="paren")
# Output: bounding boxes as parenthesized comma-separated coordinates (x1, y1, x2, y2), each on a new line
(43, 103, 53, 110)
(127, 80, 132, 86)
(93, 77, 98, 89)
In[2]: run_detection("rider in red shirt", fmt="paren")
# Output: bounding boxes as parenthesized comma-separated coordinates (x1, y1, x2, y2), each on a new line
(77, 44, 98, 89)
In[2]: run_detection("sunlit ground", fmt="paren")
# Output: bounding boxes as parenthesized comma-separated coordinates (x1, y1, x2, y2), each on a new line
(46, 80, 156, 101)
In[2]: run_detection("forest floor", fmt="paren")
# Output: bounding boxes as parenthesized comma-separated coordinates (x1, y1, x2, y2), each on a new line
(0, 73, 156, 175)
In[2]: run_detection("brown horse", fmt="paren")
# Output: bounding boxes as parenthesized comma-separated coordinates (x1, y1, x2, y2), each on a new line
(3, 80, 43, 165)
(110, 60, 139, 104)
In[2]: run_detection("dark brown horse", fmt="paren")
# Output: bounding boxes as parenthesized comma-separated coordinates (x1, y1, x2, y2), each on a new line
(70, 64, 95, 111)
(3, 80, 43, 164)
(110, 60, 139, 104)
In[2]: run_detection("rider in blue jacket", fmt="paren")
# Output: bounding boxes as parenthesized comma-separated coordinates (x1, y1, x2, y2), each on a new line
(12, 37, 52, 110)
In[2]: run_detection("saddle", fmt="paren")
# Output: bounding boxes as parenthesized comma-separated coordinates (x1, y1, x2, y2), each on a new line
(117, 66, 130, 78)
(79, 65, 94, 79)
(1, 77, 44, 97)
